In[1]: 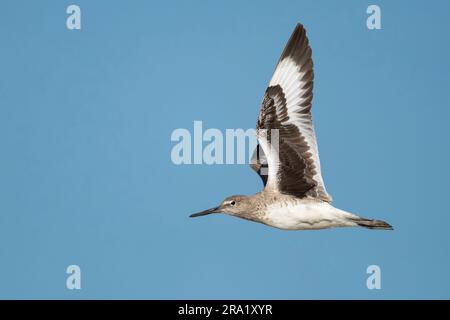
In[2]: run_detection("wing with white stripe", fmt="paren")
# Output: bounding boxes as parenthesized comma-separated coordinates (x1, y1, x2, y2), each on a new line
(254, 23, 332, 202)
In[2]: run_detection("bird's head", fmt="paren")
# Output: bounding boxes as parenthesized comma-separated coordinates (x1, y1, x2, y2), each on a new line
(189, 195, 250, 218)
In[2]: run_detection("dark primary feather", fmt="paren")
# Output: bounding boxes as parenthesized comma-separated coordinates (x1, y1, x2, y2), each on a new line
(250, 144, 268, 186)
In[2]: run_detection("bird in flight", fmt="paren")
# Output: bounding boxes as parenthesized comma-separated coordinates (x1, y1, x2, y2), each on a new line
(190, 23, 393, 230)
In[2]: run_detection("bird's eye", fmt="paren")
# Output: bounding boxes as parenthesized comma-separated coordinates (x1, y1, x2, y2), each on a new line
(230, 201, 236, 206)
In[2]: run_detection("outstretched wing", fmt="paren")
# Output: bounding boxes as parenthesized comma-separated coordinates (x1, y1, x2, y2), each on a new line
(252, 23, 332, 202)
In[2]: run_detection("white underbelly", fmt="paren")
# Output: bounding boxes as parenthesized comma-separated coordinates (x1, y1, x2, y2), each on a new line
(263, 201, 354, 230)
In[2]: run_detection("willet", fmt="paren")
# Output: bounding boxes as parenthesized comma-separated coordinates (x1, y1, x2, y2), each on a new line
(190, 23, 393, 231)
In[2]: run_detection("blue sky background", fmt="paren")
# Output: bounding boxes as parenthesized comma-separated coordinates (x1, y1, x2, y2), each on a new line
(1, 0, 449, 299)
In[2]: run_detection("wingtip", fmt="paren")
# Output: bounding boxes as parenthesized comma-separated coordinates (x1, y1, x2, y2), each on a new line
(294, 22, 304, 30)
(278, 22, 310, 63)
(290, 23, 304, 37)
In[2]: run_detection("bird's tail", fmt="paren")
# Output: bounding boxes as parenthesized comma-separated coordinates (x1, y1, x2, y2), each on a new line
(352, 217, 393, 230)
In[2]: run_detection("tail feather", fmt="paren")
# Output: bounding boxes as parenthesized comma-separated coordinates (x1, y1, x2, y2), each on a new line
(353, 218, 393, 230)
